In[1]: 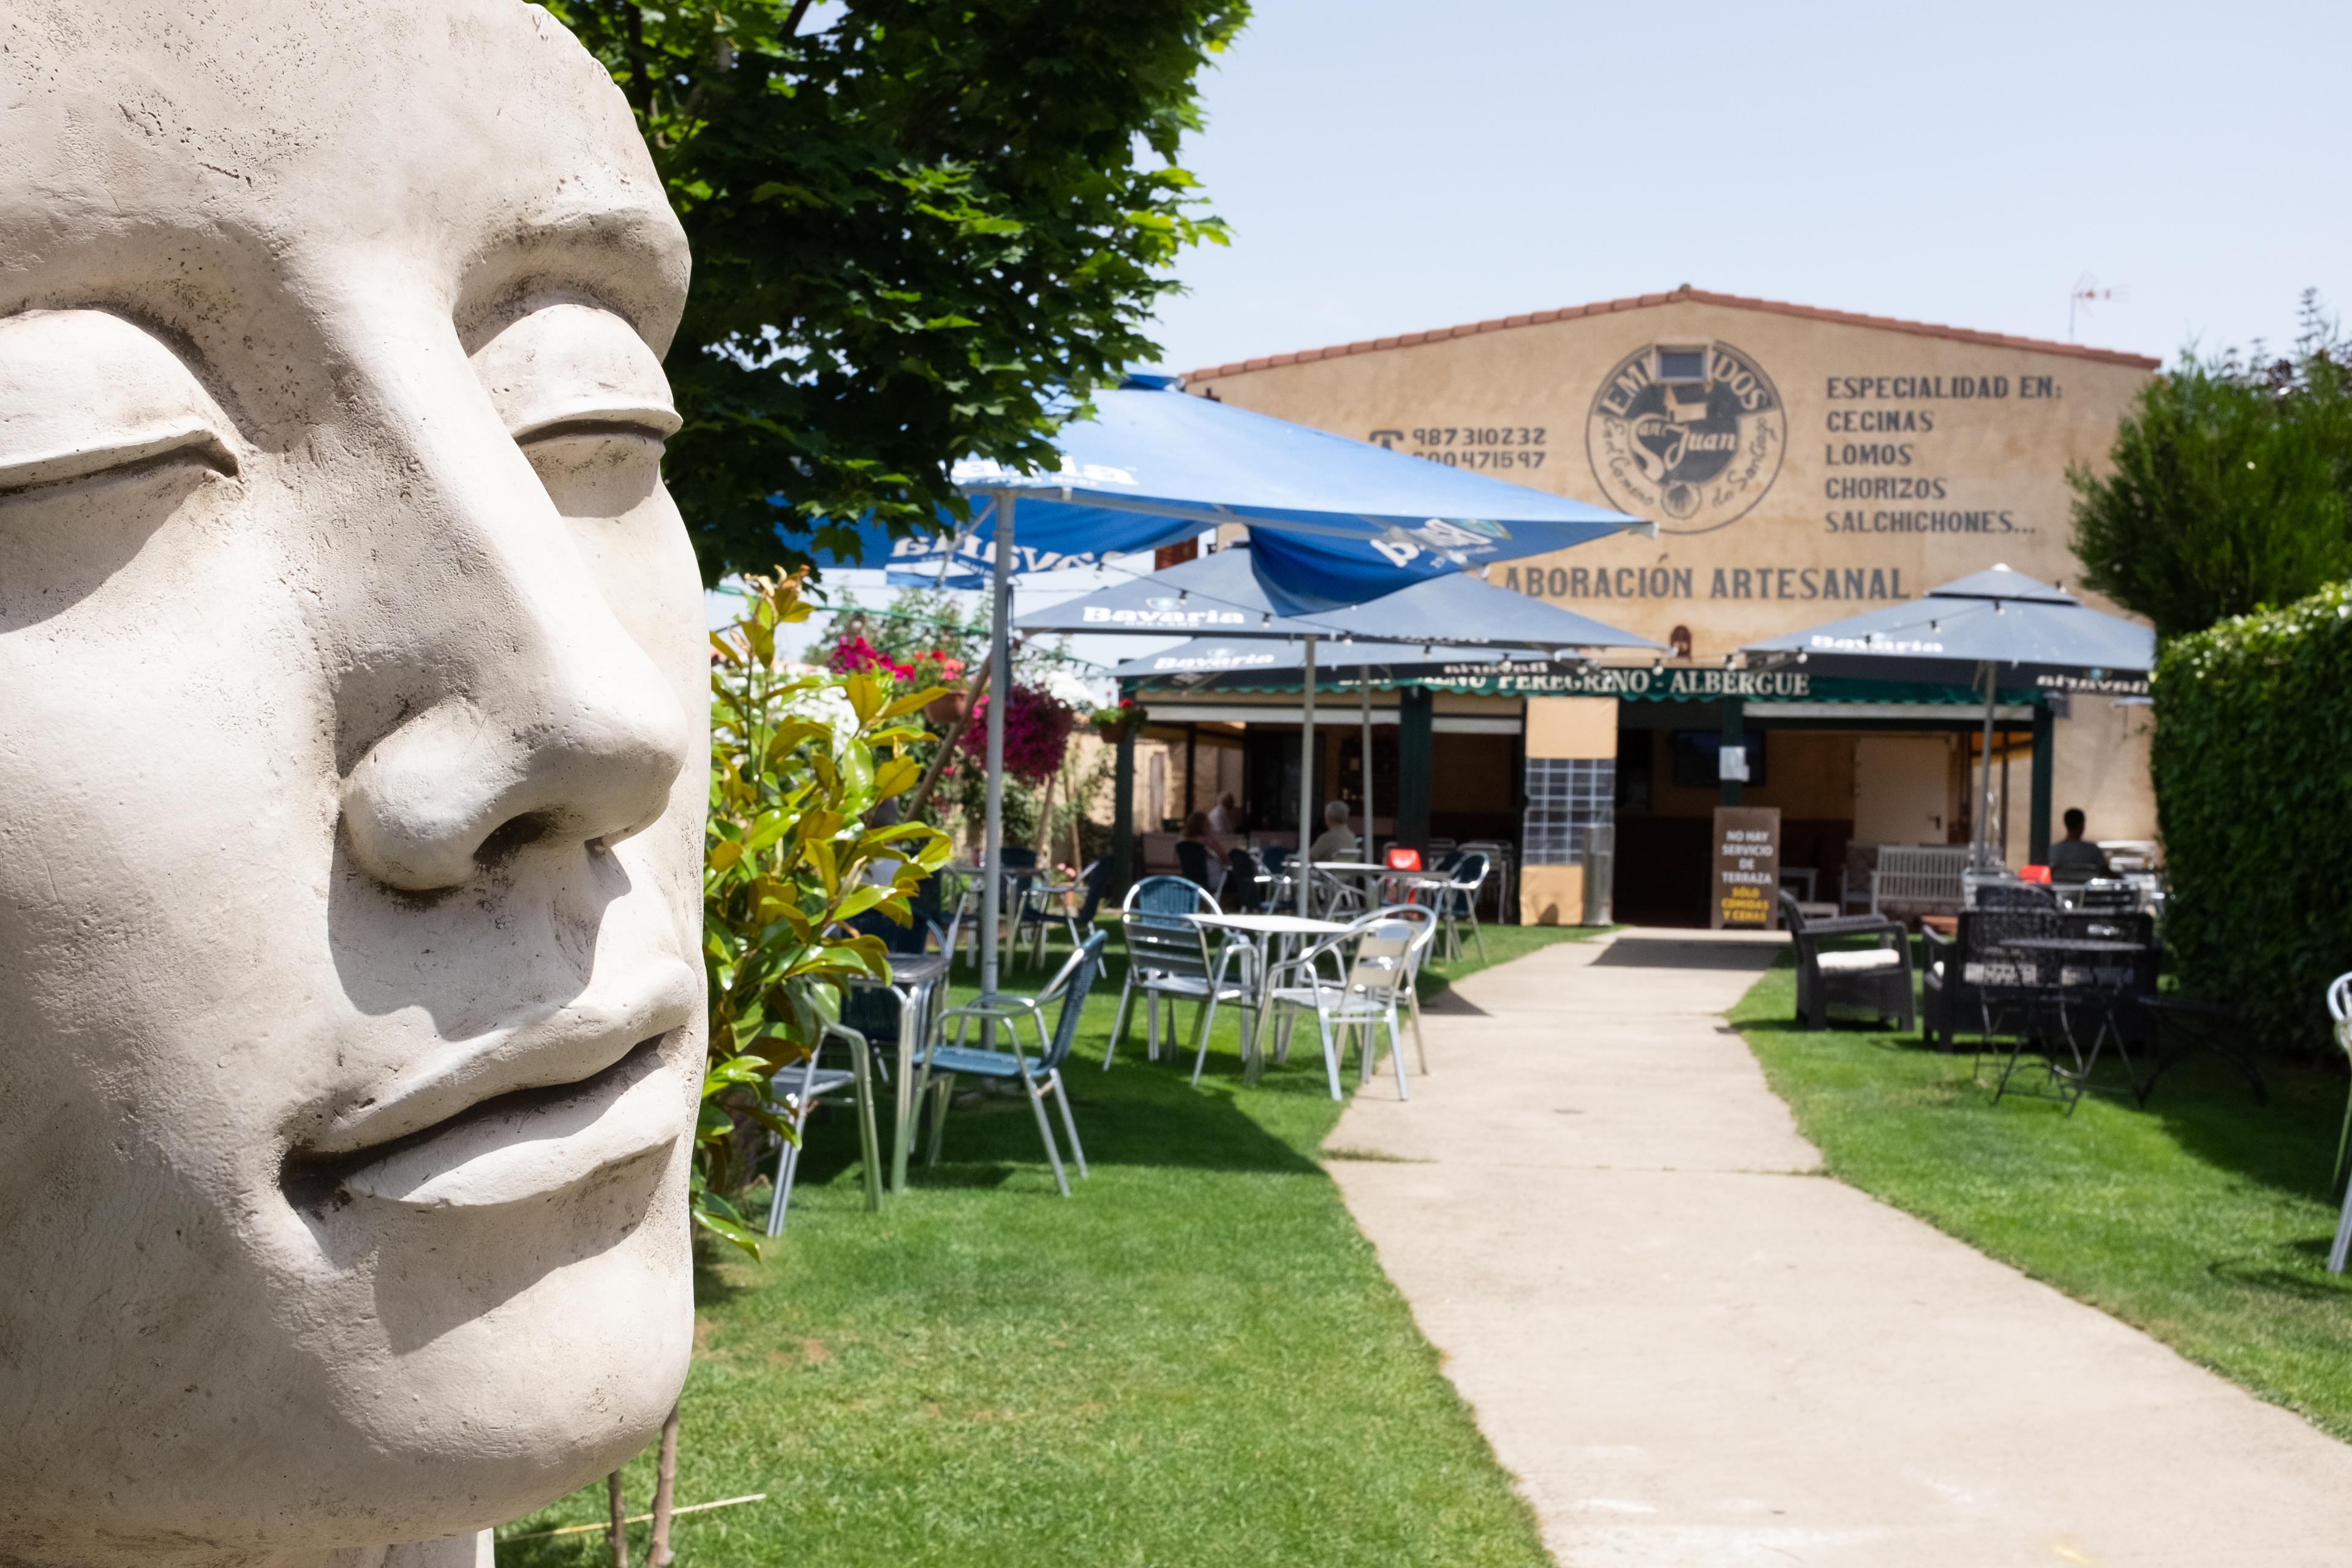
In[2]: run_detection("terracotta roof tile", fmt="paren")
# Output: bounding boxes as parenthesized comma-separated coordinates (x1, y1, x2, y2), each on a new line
(1180, 285, 2162, 381)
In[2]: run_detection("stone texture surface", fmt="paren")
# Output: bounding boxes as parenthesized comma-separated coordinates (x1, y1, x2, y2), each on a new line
(1, 5, 706, 1560)
(1330, 930, 2352, 1567)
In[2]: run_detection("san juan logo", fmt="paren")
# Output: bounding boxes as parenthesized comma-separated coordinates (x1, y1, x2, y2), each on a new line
(1585, 340, 1786, 534)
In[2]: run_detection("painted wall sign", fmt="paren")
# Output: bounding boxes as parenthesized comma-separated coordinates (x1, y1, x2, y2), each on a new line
(1183, 287, 2166, 841)
(1711, 806, 1782, 930)
(1586, 340, 1787, 533)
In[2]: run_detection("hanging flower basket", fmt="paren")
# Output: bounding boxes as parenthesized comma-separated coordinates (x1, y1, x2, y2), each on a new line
(960, 682, 1082, 784)
(1088, 698, 1147, 742)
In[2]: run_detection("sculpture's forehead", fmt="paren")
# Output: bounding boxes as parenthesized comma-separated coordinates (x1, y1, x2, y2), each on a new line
(0, 0, 687, 341)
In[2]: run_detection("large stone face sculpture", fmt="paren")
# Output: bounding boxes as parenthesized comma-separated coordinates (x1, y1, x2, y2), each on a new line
(0, 3, 706, 1562)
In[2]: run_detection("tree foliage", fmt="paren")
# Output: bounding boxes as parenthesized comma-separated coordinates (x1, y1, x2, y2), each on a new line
(2070, 293, 2352, 638)
(546, 0, 1248, 582)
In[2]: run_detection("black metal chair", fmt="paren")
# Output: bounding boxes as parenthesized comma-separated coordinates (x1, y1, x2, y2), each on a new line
(1174, 838, 1226, 902)
(1779, 891, 1915, 1031)
(1223, 845, 1266, 911)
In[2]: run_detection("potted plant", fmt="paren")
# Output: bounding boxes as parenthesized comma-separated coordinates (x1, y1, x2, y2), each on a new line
(910, 650, 970, 726)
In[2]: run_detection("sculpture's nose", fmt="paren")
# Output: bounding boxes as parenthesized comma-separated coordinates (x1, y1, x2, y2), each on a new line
(341, 639, 690, 892)
(333, 368, 692, 895)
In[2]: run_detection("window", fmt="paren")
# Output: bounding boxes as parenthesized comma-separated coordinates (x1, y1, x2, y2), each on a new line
(1670, 730, 1767, 790)
(1654, 344, 1711, 383)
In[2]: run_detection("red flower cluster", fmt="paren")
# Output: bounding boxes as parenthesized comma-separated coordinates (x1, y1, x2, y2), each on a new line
(907, 649, 967, 685)
(960, 682, 1080, 783)
(827, 633, 914, 681)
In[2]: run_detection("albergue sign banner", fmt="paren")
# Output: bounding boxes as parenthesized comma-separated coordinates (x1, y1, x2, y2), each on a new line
(1711, 807, 1782, 931)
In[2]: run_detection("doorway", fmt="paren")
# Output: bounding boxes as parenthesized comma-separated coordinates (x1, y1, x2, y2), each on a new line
(1852, 736, 1951, 846)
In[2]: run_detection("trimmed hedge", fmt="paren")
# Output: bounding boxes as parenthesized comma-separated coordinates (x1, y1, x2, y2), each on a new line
(2154, 582, 2352, 1052)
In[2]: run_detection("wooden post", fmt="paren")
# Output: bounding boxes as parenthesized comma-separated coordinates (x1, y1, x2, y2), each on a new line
(1718, 698, 1745, 808)
(1395, 685, 1433, 849)
(646, 1404, 681, 1568)
(2029, 701, 2056, 863)
(606, 1471, 630, 1568)
(1112, 721, 1136, 894)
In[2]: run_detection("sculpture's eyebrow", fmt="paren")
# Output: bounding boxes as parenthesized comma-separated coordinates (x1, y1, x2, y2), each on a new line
(465, 200, 692, 355)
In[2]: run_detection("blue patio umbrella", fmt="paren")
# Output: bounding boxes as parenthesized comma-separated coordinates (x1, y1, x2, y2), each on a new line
(854, 379, 1649, 976)
(1740, 564, 2155, 868)
(817, 375, 1648, 607)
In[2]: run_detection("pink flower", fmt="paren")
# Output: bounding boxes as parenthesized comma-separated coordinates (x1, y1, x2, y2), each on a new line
(828, 634, 914, 682)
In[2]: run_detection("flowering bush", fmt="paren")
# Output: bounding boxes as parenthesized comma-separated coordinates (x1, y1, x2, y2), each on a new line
(703, 571, 951, 1256)
(960, 680, 1082, 783)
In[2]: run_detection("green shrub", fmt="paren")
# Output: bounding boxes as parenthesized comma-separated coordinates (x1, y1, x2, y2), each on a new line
(2154, 581, 2352, 1051)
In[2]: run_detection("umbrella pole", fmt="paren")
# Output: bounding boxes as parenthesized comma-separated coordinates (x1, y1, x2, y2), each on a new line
(1360, 665, 1374, 868)
(1299, 634, 1316, 918)
(1975, 660, 1997, 872)
(981, 492, 1014, 1011)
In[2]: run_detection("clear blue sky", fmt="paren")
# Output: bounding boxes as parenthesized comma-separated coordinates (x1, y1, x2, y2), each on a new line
(1148, 0, 2352, 375)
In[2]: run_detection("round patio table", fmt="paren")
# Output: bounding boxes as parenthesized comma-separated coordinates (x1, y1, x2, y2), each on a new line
(1193, 910, 1354, 1082)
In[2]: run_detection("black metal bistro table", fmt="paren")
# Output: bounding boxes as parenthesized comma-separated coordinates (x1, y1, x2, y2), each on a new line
(1990, 935, 2152, 1111)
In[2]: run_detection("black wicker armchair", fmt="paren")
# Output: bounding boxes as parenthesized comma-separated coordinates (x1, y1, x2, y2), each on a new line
(1779, 891, 1916, 1031)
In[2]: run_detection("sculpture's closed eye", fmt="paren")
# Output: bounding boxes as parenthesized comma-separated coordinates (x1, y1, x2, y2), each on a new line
(473, 301, 680, 522)
(0, 311, 239, 496)
(473, 301, 680, 447)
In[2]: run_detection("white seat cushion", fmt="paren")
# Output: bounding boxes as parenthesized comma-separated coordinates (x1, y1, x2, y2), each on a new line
(1817, 948, 1901, 974)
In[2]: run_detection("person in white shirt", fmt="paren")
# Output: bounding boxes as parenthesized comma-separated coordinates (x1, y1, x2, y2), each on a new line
(1306, 798, 1359, 863)
(1206, 791, 1241, 839)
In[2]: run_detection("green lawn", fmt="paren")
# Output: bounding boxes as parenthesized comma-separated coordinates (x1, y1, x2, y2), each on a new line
(499, 921, 1597, 1568)
(1731, 959, 2352, 1439)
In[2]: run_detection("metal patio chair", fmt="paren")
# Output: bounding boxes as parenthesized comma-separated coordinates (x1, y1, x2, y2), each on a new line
(917, 931, 1107, 1197)
(1106, 875, 1251, 1075)
(1013, 856, 1107, 967)
(1433, 850, 1490, 962)
(2329, 973, 2352, 1273)
(1174, 838, 1227, 903)
(1366, 902, 1439, 1075)
(1260, 914, 1416, 1101)
(765, 1017, 885, 1235)
(1223, 845, 1268, 912)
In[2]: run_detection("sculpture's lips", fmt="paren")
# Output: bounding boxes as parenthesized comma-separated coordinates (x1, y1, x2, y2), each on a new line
(334, 1034, 683, 1208)
(292, 961, 699, 1210)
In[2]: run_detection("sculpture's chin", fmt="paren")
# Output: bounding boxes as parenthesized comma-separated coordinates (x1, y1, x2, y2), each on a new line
(307, 1150, 701, 1542)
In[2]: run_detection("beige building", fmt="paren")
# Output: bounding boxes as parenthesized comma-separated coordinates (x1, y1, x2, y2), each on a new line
(1161, 287, 2159, 923)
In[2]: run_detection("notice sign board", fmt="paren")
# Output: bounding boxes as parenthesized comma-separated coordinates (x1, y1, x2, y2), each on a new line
(1711, 807, 1782, 931)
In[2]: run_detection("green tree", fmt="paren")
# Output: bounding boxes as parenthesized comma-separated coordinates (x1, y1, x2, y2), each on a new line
(545, 0, 1248, 582)
(2070, 293, 2352, 638)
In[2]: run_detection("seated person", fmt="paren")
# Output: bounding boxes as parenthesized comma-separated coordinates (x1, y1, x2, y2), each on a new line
(2046, 807, 2112, 883)
(1174, 810, 1221, 892)
(1206, 790, 1242, 839)
(1306, 798, 1359, 863)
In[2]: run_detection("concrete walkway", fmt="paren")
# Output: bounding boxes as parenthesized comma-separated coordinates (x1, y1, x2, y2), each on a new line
(1327, 929, 2352, 1567)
